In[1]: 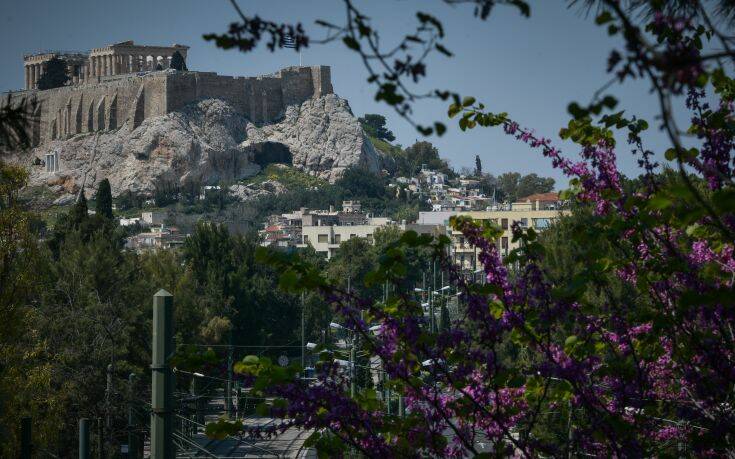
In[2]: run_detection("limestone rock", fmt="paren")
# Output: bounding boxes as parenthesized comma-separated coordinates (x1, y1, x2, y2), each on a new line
(243, 94, 380, 182)
(11, 94, 379, 199)
(229, 179, 286, 202)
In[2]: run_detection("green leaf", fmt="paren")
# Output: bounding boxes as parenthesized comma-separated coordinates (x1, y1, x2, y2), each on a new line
(435, 43, 453, 56)
(648, 194, 673, 210)
(595, 11, 613, 25)
(448, 103, 461, 118)
(342, 36, 360, 50)
(462, 96, 476, 107)
(434, 122, 447, 136)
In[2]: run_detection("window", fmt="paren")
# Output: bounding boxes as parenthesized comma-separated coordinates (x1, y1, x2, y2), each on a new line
(366, 234, 373, 243)
(350, 234, 356, 239)
(501, 218, 508, 230)
(533, 218, 550, 229)
(501, 237, 508, 249)
(318, 234, 328, 243)
(303, 234, 309, 243)
(334, 234, 341, 244)
(520, 218, 528, 227)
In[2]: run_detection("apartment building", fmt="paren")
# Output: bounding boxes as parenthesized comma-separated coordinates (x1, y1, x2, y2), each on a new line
(418, 198, 569, 270)
(298, 219, 442, 259)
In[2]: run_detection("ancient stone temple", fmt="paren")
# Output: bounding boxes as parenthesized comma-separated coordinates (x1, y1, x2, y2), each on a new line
(23, 41, 189, 89)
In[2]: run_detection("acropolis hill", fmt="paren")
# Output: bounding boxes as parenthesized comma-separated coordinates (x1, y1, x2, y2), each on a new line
(4, 41, 379, 201)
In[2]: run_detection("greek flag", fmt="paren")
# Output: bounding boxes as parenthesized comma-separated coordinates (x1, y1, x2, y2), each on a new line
(283, 33, 297, 49)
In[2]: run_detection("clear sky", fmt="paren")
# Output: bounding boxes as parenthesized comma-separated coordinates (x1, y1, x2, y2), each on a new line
(0, 0, 691, 186)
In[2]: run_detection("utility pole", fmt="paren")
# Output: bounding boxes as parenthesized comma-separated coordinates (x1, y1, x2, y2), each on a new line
(226, 344, 233, 418)
(301, 291, 305, 370)
(151, 289, 174, 459)
(349, 344, 356, 398)
(79, 418, 90, 459)
(128, 373, 139, 459)
(20, 417, 31, 459)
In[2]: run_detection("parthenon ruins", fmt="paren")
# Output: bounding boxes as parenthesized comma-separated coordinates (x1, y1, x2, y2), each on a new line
(23, 40, 189, 89)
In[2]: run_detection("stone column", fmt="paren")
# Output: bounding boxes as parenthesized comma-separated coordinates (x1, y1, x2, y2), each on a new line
(32, 65, 38, 88)
(24, 66, 30, 90)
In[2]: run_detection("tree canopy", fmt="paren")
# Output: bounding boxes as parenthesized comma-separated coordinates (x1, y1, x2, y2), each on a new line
(169, 50, 188, 71)
(95, 179, 113, 219)
(358, 114, 395, 142)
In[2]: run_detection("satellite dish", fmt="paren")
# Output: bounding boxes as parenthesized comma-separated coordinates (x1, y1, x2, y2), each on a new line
(277, 355, 289, 367)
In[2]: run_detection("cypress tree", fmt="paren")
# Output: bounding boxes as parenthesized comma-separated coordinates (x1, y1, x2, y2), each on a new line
(70, 187, 88, 227)
(95, 179, 113, 219)
(37, 57, 70, 90)
(169, 51, 187, 71)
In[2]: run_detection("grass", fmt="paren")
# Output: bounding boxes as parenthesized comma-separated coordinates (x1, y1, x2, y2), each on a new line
(242, 164, 328, 190)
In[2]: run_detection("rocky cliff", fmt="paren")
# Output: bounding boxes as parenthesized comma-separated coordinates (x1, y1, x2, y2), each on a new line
(12, 93, 379, 201)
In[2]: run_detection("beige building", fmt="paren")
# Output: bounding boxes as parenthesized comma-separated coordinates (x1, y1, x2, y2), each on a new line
(23, 40, 189, 90)
(298, 219, 441, 259)
(125, 225, 186, 252)
(418, 207, 569, 270)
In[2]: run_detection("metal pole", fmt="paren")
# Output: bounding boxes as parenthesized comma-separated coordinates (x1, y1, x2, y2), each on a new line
(349, 344, 356, 398)
(151, 289, 174, 459)
(235, 381, 242, 419)
(301, 291, 305, 370)
(79, 418, 90, 459)
(20, 417, 31, 459)
(226, 345, 233, 418)
(432, 261, 436, 332)
(96, 418, 103, 459)
(128, 373, 139, 459)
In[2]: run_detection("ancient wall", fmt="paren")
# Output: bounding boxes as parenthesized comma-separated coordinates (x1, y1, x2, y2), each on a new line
(3, 65, 332, 147)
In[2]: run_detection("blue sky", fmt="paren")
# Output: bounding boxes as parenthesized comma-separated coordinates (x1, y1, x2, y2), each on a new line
(0, 0, 692, 186)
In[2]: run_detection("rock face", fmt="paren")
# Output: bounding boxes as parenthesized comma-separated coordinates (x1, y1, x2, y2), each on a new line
(244, 94, 380, 182)
(13, 94, 379, 200)
(229, 180, 287, 202)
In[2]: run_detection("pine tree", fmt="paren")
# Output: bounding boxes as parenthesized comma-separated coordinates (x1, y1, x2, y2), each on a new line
(95, 179, 113, 219)
(475, 155, 482, 177)
(169, 51, 187, 71)
(37, 57, 70, 90)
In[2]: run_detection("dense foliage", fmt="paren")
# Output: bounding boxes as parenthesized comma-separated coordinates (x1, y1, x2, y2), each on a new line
(359, 114, 396, 142)
(205, 0, 735, 457)
(36, 57, 69, 91)
(169, 50, 188, 71)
